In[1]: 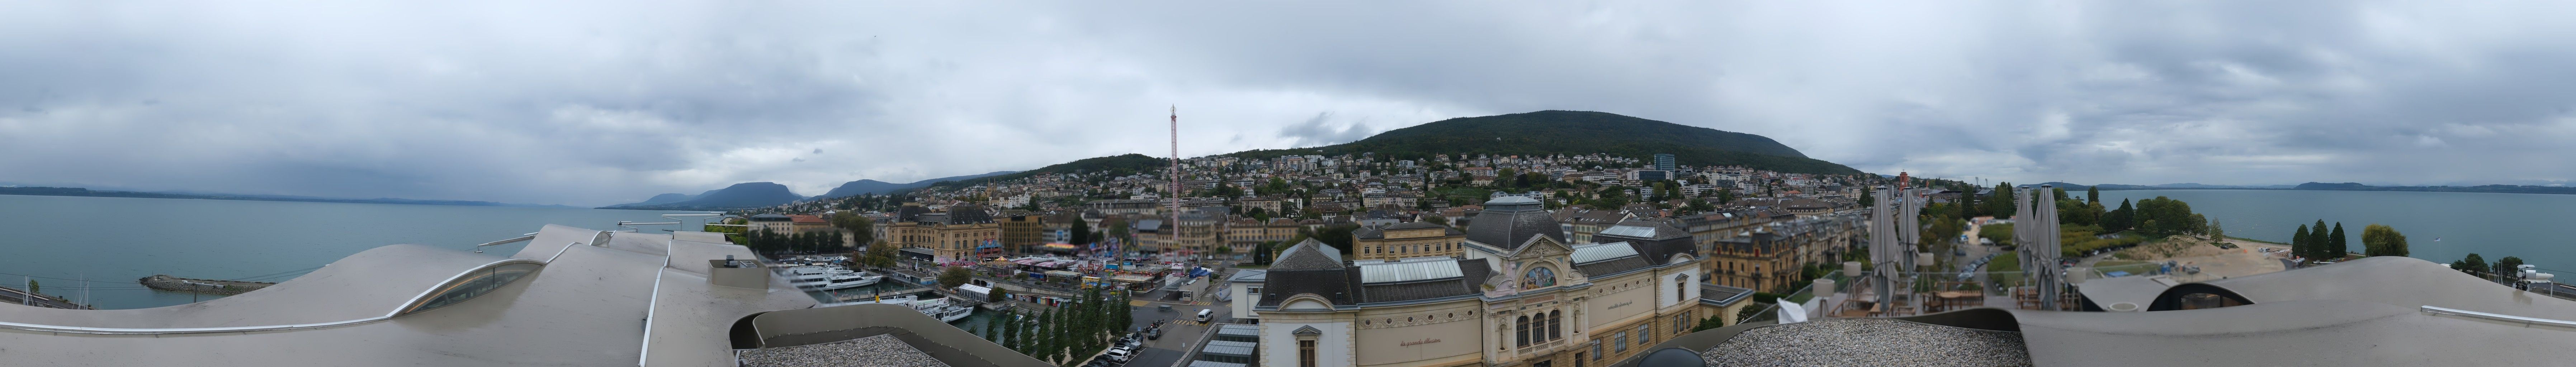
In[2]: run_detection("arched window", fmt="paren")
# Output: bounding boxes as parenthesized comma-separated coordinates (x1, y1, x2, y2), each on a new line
(1547, 310, 1563, 340)
(1515, 315, 1531, 346)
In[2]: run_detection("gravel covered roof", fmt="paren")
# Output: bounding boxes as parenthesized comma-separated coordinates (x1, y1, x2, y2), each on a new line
(1701, 318, 2029, 367)
(740, 334, 950, 367)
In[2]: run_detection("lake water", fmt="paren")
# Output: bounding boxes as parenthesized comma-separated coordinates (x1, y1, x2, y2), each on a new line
(0, 194, 695, 309)
(2096, 190, 2576, 271)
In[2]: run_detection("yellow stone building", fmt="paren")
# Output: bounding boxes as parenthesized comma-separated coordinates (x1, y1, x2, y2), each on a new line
(886, 203, 999, 264)
(1254, 196, 1709, 367)
(1352, 222, 1466, 261)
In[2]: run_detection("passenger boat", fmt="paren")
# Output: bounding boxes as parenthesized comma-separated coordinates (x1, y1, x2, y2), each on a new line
(813, 271, 884, 290)
(912, 298, 974, 323)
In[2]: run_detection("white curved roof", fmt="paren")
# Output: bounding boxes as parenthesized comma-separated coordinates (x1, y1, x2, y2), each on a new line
(0, 243, 508, 329)
(2193, 256, 2576, 320)
(0, 225, 819, 367)
(2015, 300, 2576, 366)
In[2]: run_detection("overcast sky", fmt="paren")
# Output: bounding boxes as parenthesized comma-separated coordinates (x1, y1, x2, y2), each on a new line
(5, 1, 2574, 206)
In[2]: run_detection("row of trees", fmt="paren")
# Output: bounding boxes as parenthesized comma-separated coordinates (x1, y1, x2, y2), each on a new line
(2449, 253, 2524, 276)
(2289, 220, 2348, 261)
(738, 228, 843, 255)
(2286, 221, 2413, 261)
(984, 287, 1134, 364)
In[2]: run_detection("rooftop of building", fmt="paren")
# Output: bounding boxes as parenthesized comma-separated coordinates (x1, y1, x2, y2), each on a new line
(1643, 256, 2576, 367)
(0, 224, 876, 366)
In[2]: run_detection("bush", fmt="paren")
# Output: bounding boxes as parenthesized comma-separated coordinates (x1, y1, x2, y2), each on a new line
(1979, 223, 2014, 246)
(937, 266, 974, 289)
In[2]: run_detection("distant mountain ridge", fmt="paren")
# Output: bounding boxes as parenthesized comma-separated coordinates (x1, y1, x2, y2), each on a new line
(0, 186, 574, 207)
(1224, 110, 1859, 175)
(923, 154, 1167, 191)
(2290, 182, 2576, 195)
(602, 182, 804, 210)
(817, 171, 1017, 199)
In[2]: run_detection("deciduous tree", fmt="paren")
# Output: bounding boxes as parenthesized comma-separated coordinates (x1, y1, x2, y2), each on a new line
(938, 266, 973, 289)
(2361, 224, 2409, 257)
(2453, 253, 2490, 275)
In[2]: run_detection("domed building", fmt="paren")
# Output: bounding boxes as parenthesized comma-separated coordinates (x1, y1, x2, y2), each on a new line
(1253, 196, 1743, 367)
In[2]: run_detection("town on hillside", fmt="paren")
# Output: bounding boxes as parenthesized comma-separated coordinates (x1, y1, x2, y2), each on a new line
(727, 152, 1925, 293)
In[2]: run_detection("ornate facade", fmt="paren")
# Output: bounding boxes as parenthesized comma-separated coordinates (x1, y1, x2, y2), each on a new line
(1255, 197, 1704, 367)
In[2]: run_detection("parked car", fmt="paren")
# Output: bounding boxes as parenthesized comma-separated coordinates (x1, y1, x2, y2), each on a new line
(1103, 348, 1133, 362)
(1146, 327, 1164, 340)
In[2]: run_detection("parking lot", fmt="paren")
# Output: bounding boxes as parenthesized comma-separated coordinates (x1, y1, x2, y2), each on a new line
(1085, 288, 1232, 367)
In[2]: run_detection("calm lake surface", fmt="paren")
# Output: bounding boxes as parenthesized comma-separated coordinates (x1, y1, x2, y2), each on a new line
(2097, 190, 2576, 271)
(0, 194, 692, 309)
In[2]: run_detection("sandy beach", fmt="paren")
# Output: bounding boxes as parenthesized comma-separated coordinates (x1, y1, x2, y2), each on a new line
(2095, 235, 2290, 282)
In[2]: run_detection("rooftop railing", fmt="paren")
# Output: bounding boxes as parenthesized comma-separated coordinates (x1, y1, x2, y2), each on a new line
(2420, 305, 2576, 329)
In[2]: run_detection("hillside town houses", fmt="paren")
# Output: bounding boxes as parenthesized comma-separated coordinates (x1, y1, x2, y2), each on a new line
(709, 151, 1895, 367)
(744, 152, 1873, 287)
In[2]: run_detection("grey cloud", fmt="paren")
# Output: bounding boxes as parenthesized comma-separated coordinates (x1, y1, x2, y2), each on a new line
(1278, 112, 1377, 148)
(3, 1, 2573, 205)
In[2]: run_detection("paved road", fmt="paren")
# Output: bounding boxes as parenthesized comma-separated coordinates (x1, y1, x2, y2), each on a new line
(1122, 347, 1182, 367)
(1132, 288, 1233, 367)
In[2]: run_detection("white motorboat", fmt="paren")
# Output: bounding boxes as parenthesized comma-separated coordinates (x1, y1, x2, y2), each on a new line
(913, 298, 974, 323)
(816, 294, 972, 323)
(788, 266, 841, 283)
(813, 271, 884, 290)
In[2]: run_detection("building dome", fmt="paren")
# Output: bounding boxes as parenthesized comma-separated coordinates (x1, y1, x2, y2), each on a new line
(1467, 195, 1561, 249)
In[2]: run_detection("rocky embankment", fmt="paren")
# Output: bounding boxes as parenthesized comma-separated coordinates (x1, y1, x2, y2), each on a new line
(138, 275, 274, 295)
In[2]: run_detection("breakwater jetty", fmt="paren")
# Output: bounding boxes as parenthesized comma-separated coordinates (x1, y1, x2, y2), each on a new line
(138, 275, 274, 295)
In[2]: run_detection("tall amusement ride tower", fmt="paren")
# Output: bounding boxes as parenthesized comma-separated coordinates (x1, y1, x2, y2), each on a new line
(1168, 106, 1181, 258)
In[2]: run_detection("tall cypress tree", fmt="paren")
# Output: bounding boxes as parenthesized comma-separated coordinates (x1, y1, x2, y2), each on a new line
(1112, 291, 1134, 337)
(1035, 308, 1057, 362)
(984, 312, 1002, 342)
(2329, 223, 2348, 259)
(2310, 220, 2331, 260)
(2086, 186, 2100, 205)
(1001, 309, 1021, 351)
(1082, 288, 1105, 351)
(2108, 199, 2135, 232)
(2292, 225, 2311, 261)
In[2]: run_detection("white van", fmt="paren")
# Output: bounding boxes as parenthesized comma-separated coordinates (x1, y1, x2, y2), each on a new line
(1196, 309, 1214, 323)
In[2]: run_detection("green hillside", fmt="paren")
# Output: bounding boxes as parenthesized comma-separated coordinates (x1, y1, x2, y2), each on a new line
(919, 153, 1167, 191)
(1228, 110, 1859, 175)
(920, 110, 1858, 194)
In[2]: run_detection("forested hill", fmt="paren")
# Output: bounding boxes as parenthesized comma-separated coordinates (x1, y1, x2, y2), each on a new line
(919, 154, 1167, 191)
(1225, 110, 1860, 175)
(917, 111, 1860, 193)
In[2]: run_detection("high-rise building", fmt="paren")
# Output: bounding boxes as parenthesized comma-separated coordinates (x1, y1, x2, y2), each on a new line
(1653, 153, 1676, 171)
